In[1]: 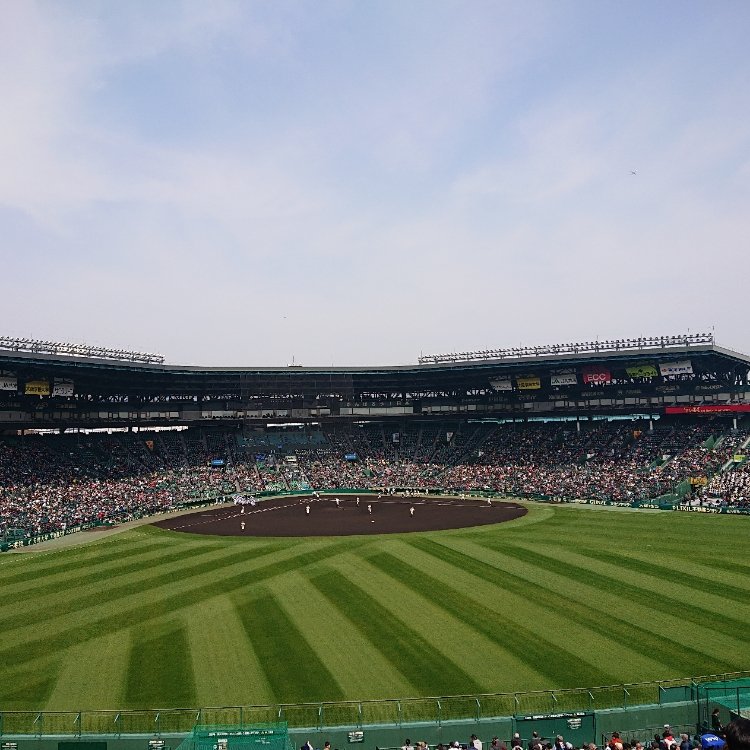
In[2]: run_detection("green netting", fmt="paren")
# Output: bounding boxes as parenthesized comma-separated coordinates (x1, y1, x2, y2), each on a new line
(175, 724, 292, 750)
(698, 679, 750, 713)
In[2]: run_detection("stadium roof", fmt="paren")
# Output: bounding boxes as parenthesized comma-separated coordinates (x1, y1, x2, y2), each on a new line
(0, 335, 747, 400)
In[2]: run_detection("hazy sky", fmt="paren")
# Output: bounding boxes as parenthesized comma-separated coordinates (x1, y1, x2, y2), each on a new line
(2, 1, 749, 366)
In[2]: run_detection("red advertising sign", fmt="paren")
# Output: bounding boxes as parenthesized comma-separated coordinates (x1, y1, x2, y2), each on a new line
(665, 404, 750, 414)
(582, 368, 611, 385)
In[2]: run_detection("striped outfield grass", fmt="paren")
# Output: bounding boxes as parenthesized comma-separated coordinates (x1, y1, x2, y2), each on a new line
(0, 502, 749, 714)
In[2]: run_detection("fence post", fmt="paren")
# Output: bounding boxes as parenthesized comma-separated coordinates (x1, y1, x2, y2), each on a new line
(115, 712, 121, 738)
(588, 691, 594, 711)
(623, 688, 630, 709)
(358, 703, 363, 729)
(34, 713, 42, 738)
(75, 712, 82, 737)
(318, 705, 323, 731)
(397, 701, 402, 727)
(476, 698, 481, 723)
(437, 701, 441, 728)
(155, 712, 161, 737)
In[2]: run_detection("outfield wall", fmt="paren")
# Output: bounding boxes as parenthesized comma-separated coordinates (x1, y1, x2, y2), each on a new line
(0, 700, 704, 750)
(2, 674, 747, 745)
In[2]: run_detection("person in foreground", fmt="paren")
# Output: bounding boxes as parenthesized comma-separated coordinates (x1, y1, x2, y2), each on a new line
(724, 719, 750, 750)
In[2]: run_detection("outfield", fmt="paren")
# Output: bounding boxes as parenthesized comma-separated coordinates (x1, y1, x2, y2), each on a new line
(1, 500, 749, 714)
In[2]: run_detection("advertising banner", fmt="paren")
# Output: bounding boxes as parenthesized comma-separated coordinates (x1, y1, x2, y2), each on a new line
(535, 495, 750, 514)
(0, 372, 17, 391)
(582, 368, 611, 385)
(52, 379, 74, 397)
(489, 378, 513, 391)
(734, 454, 746, 462)
(626, 364, 659, 378)
(517, 376, 541, 390)
(24, 380, 50, 396)
(688, 476, 708, 485)
(659, 360, 693, 376)
(665, 404, 750, 414)
(551, 373, 577, 386)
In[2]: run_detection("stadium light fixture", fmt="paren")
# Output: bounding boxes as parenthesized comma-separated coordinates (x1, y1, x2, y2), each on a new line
(417, 332, 714, 365)
(0, 336, 165, 365)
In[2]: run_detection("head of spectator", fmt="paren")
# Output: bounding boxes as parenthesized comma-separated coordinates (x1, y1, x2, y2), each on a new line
(724, 720, 750, 750)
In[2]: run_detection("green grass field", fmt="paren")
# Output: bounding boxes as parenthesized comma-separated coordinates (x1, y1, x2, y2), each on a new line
(1, 501, 749, 715)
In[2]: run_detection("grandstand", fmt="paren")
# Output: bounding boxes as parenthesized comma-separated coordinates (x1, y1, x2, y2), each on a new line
(0, 333, 748, 430)
(1, 333, 750, 545)
(1, 335, 749, 750)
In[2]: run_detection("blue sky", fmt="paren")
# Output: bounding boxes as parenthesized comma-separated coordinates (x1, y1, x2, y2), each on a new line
(2, 1, 748, 365)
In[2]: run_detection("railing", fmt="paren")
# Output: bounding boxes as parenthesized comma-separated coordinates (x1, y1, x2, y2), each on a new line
(1, 672, 748, 737)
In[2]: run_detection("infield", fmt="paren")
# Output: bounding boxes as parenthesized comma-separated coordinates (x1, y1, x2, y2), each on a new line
(152, 495, 527, 537)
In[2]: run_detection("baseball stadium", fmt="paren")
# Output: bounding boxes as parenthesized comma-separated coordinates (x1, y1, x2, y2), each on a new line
(1, 333, 749, 750)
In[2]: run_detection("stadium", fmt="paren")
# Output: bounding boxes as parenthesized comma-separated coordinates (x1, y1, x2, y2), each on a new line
(1, 333, 749, 750)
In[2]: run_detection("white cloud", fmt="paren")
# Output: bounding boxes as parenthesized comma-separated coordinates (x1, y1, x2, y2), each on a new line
(1, 2, 749, 365)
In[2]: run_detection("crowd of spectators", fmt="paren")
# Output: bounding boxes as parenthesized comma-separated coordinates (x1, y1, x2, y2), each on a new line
(1, 418, 748, 542)
(389, 718, 750, 750)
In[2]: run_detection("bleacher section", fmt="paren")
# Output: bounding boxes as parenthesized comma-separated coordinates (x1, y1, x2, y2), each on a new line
(1, 418, 749, 542)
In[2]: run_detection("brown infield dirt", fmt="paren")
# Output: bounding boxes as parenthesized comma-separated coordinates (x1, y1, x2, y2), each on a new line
(152, 494, 527, 537)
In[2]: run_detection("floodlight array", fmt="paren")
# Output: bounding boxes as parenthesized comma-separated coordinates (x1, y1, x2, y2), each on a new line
(418, 333, 714, 365)
(0, 336, 165, 364)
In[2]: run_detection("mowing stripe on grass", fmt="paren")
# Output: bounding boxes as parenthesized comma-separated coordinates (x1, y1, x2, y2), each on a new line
(309, 568, 483, 696)
(0, 670, 60, 711)
(327, 551, 546, 692)
(500, 544, 750, 644)
(0, 538, 331, 649)
(184, 595, 276, 707)
(125, 621, 197, 709)
(409, 538, 738, 677)
(368, 549, 619, 689)
(266, 571, 415, 700)
(574, 548, 750, 604)
(695, 558, 750, 579)
(1, 538, 231, 601)
(45, 630, 130, 711)
(0, 540, 354, 671)
(0, 541, 285, 632)
(0, 538, 175, 587)
(235, 589, 345, 704)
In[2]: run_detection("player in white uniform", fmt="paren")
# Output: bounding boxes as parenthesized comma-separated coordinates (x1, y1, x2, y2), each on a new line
(410, 506, 415, 517)
(305, 504, 310, 515)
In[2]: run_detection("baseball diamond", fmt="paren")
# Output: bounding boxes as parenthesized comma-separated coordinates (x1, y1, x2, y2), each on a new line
(153, 495, 527, 536)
